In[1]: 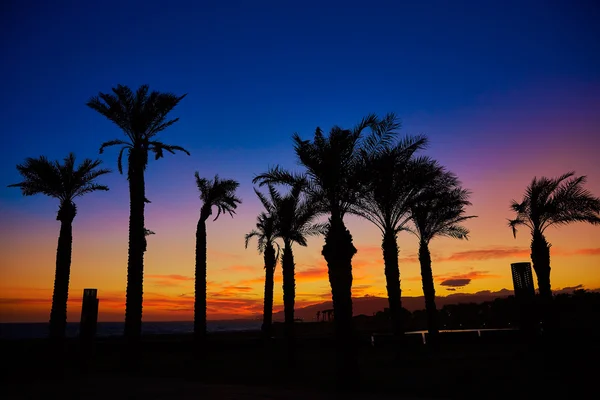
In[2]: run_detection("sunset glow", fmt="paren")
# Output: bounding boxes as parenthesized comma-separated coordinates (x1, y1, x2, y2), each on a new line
(1, 1, 599, 323)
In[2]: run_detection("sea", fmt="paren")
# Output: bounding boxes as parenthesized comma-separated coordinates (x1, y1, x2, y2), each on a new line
(0, 320, 262, 340)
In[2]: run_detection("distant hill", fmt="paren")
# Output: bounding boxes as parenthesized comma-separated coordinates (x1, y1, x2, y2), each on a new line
(272, 286, 597, 322)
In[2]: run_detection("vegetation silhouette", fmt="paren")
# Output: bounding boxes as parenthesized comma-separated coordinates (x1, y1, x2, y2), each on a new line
(245, 199, 280, 339)
(250, 182, 323, 365)
(8, 154, 110, 342)
(508, 172, 600, 328)
(87, 84, 189, 350)
(508, 172, 600, 300)
(407, 166, 475, 342)
(254, 113, 401, 389)
(351, 134, 429, 337)
(6, 91, 600, 397)
(194, 173, 241, 347)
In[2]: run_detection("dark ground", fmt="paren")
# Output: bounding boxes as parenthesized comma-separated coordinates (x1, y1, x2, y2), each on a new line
(0, 328, 597, 399)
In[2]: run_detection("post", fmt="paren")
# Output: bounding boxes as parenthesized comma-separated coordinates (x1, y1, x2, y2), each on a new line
(510, 263, 537, 338)
(80, 288, 99, 340)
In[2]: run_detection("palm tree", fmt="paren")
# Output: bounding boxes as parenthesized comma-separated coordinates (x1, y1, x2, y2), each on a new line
(508, 172, 600, 301)
(245, 203, 280, 338)
(408, 167, 475, 342)
(254, 113, 399, 387)
(195, 173, 241, 344)
(259, 182, 323, 364)
(8, 153, 110, 340)
(87, 84, 189, 341)
(351, 136, 429, 337)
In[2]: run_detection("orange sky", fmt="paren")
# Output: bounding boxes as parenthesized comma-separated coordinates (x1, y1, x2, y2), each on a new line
(1, 146, 599, 322)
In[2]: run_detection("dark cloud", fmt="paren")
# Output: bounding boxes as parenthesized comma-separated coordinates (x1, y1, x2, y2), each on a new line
(446, 288, 456, 291)
(440, 278, 471, 287)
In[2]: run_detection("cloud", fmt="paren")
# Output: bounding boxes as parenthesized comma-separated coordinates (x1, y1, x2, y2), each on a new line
(560, 248, 600, 256)
(296, 267, 328, 282)
(405, 269, 501, 284)
(146, 274, 194, 281)
(443, 247, 529, 262)
(439, 246, 600, 262)
(446, 288, 456, 291)
(221, 265, 260, 274)
(398, 255, 419, 263)
(440, 278, 471, 288)
(145, 274, 194, 288)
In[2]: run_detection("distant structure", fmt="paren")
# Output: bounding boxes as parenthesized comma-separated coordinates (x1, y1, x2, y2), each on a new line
(80, 288, 99, 340)
(511, 262, 537, 335)
(511, 262, 535, 299)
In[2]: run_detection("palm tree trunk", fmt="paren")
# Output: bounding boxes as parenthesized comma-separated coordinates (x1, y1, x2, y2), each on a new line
(262, 243, 276, 338)
(194, 215, 208, 344)
(124, 156, 146, 341)
(122, 155, 147, 374)
(281, 239, 296, 365)
(531, 230, 554, 330)
(419, 240, 439, 343)
(322, 214, 358, 390)
(49, 204, 75, 340)
(382, 229, 403, 337)
(531, 230, 552, 300)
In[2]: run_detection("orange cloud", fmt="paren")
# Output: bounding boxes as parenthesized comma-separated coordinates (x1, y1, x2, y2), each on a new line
(296, 267, 328, 282)
(561, 248, 600, 256)
(437, 246, 600, 262)
(222, 265, 261, 273)
(145, 274, 194, 288)
(404, 269, 501, 284)
(443, 247, 530, 261)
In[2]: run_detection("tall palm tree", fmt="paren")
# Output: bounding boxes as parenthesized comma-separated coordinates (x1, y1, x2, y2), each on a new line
(8, 153, 110, 340)
(508, 172, 600, 301)
(245, 203, 280, 338)
(408, 167, 475, 341)
(254, 113, 399, 387)
(195, 173, 241, 344)
(351, 136, 429, 337)
(87, 84, 189, 341)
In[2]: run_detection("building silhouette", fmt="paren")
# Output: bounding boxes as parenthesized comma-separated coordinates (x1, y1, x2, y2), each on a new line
(511, 262, 535, 299)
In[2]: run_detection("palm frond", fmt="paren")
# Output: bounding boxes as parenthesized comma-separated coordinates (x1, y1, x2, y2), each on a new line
(509, 171, 600, 236)
(9, 154, 110, 208)
(253, 166, 305, 187)
(149, 142, 191, 160)
(195, 172, 242, 222)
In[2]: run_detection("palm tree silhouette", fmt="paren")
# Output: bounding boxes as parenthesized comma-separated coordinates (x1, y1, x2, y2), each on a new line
(245, 196, 280, 338)
(255, 182, 322, 365)
(508, 172, 600, 301)
(87, 84, 189, 341)
(8, 153, 110, 340)
(352, 135, 428, 337)
(254, 113, 399, 388)
(194, 173, 241, 345)
(408, 166, 475, 342)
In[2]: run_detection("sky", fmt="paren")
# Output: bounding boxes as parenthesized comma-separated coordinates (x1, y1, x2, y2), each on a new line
(1, 0, 599, 323)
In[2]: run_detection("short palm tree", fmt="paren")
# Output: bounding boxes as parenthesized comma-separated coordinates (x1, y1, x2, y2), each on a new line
(195, 173, 241, 344)
(508, 172, 600, 301)
(245, 203, 280, 338)
(254, 113, 399, 387)
(408, 167, 475, 341)
(87, 84, 189, 340)
(8, 153, 110, 340)
(257, 182, 322, 364)
(351, 135, 429, 337)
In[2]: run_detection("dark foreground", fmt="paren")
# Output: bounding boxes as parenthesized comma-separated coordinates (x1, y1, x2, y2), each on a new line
(1, 328, 597, 399)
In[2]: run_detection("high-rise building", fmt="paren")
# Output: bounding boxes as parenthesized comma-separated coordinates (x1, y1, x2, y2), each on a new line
(511, 262, 535, 299)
